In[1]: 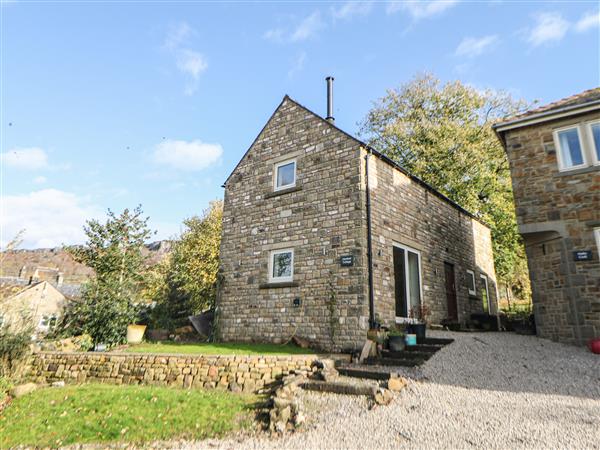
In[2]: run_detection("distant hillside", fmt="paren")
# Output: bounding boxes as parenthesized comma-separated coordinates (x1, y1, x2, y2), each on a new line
(0, 241, 172, 285)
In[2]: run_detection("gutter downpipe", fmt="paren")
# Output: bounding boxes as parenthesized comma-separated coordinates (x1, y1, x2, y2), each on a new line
(365, 148, 376, 329)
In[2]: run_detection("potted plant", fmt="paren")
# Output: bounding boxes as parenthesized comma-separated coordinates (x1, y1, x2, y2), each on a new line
(387, 327, 406, 352)
(408, 304, 431, 343)
(126, 323, 147, 344)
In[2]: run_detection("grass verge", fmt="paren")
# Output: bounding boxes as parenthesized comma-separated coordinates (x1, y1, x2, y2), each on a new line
(0, 383, 258, 448)
(122, 341, 316, 355)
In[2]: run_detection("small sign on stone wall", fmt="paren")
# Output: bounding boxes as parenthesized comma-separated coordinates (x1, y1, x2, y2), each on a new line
(573, 250, 592, 261)
(340, 255, 354, 267)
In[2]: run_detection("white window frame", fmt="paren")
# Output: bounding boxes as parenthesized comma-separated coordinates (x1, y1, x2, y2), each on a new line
(393, 242, 423, 323)
(480, 274, 490, 312)
(553, 125, 587, 172)
(595, 228, 600, 258)
(268, 248, 294, 283)
(585, 120, 600, 166)
(273, 159, 296, 191)
(466, 270, 476, 296)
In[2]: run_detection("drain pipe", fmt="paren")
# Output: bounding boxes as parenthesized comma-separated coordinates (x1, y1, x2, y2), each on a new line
(365, 148, 376, 329)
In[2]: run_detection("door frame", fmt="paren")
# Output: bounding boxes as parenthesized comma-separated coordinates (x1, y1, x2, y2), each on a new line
(392, 242, 423, 323)
(443, 261, 458, 321)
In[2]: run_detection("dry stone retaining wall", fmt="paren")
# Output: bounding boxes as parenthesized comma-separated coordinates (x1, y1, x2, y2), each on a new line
(26, 352, 319, 393)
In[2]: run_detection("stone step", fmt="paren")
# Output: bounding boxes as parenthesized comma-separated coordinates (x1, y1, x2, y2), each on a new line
(336, 366, 391, 381)
(381, 349, 433, 360)
(364, 357, 425, 367)
(301, 380, 378, 396)
(421, 337, 454, 345)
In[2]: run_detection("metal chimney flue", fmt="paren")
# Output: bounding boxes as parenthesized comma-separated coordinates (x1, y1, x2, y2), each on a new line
(326, 76, 334, 123)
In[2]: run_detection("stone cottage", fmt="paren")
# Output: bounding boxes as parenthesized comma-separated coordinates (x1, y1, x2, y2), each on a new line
(0, 280, 67, 337)
(494, 88, 600, 345)
(218, 88, 498, 351)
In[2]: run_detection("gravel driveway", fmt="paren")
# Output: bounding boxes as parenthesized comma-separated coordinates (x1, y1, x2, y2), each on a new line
(194, 331, 600, 449)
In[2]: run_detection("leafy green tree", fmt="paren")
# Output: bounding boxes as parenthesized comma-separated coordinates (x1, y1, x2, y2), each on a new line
(360, 74, 531, 299)
(146, 201, 223, 329)
(63, 206, 154, 345)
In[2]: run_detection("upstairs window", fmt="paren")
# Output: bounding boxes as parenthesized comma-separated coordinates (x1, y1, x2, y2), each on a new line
(274, 159, 296, 191)
(588, 121, 600, 164)
(466, 270, 476, 296)
(554, 126, 586, 171)
(269, 249, 294, 283)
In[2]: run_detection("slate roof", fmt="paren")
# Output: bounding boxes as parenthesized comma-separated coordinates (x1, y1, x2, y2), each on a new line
(224, 95, 486, 225)
(495, 87, 600, 128)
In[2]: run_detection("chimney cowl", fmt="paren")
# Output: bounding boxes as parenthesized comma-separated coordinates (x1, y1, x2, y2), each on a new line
(326, 76, 334, 123)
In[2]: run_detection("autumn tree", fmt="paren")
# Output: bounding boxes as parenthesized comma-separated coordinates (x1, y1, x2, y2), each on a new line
(147, 200, 223, 329)
(62, 206, 154, 345)
(360, 74, 531, 299)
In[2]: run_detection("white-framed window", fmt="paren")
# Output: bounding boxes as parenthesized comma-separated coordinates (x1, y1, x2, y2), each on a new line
(586, 120, 600, 165)
(392, 243, 423, 321)
(594, 228, 600, 258)
(273, 159, 296, 191)
(269, 248, 294, 283)
(553, 125, 586, 171)
(480, 275, 490, 313)
(466, 270, 476, 296)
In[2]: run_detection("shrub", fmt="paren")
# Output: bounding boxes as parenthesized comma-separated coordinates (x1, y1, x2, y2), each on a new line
(0, 325, 33, 379)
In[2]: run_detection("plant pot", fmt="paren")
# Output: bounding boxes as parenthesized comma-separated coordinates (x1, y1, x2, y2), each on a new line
(405, 334, 417, 346)
(588, 337, 600, 354)
(408, 323, 426, 343)
(127, 325, 147, 344)
(388, 335, 406, 352)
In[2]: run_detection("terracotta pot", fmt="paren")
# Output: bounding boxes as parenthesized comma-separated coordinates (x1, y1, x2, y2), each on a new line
(127, 325, 147, 344)
(588, 337, 600, 354)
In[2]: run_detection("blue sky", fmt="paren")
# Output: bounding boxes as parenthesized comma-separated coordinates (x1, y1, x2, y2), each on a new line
(1, 0, 599, 248)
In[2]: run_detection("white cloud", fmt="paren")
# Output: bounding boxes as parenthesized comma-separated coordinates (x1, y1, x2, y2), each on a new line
(163, 22, 207, 95)
(332, 1, 374, 20)
(527, 12, 570, 46)
(1, 147, 48, 170)
(0, 189, 101, 248)
(455, 35, 499, 57)
(291, 11, 324, 42)
(263, 28, 285, 43)
(33, 176, 47, 184)
(575, 10, 600, 33)
(387, 0, 459, 18)
(163, 21, 194, 50)
(152, 139, 223, 171)
(288, 51, 307, 78)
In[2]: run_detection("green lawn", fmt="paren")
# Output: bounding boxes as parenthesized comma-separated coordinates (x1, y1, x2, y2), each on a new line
(122, 341, 316, 355)
(0, 384, 258, 448)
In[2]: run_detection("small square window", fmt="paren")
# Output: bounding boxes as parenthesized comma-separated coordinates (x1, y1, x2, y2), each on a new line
(466, 270, 476, 296)
(269, 249, 294, 282)
(588, 121, 600, 164)
(554, 126, 586, 170)
(274, 160, 296, 191)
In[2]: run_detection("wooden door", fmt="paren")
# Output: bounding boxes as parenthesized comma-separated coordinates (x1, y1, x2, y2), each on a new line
(444, 262, 458, 320)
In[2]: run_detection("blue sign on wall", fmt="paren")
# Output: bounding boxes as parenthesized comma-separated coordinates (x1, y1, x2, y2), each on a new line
(573, 250, 593, 261)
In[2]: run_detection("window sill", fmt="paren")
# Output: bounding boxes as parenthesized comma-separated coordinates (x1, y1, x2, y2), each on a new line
(259, 281, 299, 289)
(264, 185, 302, 199)
(554, 165, 600, 177)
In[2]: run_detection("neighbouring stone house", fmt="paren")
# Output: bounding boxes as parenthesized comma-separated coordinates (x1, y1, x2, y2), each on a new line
(218, 92, 498, 351)
(0, 280, 67, 336)
(494, 88, 600, 345)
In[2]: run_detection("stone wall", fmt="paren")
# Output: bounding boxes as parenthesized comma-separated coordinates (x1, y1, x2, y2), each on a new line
(503, 111, 600, 344)
(26, 352, 319, 393)
(364, 150, 498, 326)
(218, 97, 369, 352)
(218, 95, 498, 351)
